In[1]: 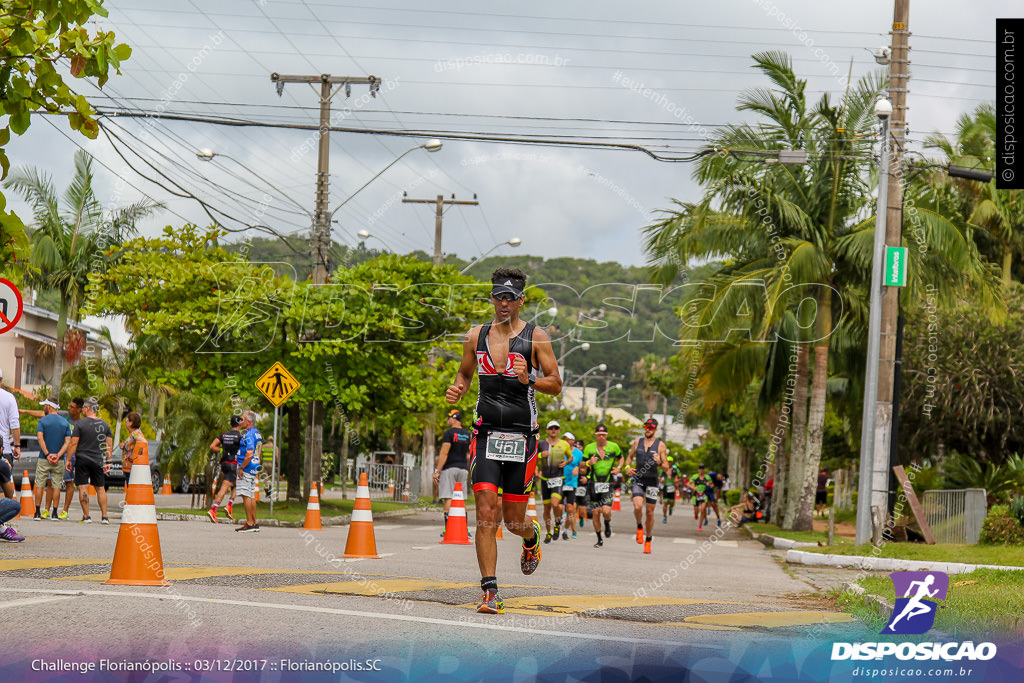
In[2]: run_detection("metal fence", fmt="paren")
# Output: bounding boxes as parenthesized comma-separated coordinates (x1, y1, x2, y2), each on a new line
(355, 462, 422, 503)
(921, 488, 987, 544)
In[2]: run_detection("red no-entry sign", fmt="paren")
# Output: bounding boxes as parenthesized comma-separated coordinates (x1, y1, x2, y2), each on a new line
(0, 279, 24, 335)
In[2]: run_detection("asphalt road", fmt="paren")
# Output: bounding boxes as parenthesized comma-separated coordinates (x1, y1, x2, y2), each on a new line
(0, 492, 872, 681)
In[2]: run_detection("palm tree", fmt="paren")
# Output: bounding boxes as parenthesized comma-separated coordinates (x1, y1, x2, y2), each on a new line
(159, 392, 234, 508)
(4, 150, 160, 398)
(644, 52, 991, 530)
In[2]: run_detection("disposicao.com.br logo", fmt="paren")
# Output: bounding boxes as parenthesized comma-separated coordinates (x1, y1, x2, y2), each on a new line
(831, 571, 998, 662)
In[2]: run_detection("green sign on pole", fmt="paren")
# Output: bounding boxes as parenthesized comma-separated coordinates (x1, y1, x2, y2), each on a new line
(884, 246, 907, 287)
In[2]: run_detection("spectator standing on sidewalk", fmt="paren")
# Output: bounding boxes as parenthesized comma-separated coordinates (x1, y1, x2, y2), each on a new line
(68, 399, 113, 524)
(34, 397, 71, 519)
(433, 409, 471, 537)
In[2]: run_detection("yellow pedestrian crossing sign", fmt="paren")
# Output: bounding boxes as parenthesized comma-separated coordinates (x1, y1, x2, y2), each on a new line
(256, 362, 300, 407)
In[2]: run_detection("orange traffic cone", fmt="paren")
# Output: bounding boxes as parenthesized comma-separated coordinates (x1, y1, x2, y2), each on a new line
(526, 492, 537, 521)
(343, 473, 379, 558)
(105, 439, 169, 585)
(612, 488, 621, 511)
(160, 475, 173, 495)
(88, 484, 97, 497)
(402, 479, 410, 502)
(440, 482, 472, 545)
(303, 483, 322, 530)
(18, 471, 33, 519)
(387, 478, 394, 498)
(675, 487, 680, 503)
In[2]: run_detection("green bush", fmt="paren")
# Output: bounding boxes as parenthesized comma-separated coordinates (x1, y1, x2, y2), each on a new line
(979, 505, 1024, 545)
(1010, 496, 1024, 527)
(725, 489, 741, 506)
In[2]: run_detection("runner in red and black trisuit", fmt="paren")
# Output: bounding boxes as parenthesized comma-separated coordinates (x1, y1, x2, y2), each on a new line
(621, 418, 672, 554)
(446, 267, 561, 615)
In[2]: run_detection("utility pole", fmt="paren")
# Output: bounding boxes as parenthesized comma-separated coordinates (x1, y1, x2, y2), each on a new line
(271, 72, 380, 500)
(860, 0, 911, 544)
(402, 194, 479, 265)
(402, 193, 479, 491)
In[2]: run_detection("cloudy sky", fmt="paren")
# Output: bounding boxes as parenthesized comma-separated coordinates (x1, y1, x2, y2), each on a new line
(7, 0, 1004, 267)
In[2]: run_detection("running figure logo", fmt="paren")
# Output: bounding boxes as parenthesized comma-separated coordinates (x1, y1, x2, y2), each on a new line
(882, 571, 949, 635)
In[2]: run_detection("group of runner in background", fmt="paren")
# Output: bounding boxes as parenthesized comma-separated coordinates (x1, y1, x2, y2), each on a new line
(533, 417, 731, 553)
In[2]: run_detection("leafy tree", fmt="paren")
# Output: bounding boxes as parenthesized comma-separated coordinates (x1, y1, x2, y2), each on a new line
(4, 150, 159, 397)
(644, 52, 991, 530)
(1, 0, 133, 266)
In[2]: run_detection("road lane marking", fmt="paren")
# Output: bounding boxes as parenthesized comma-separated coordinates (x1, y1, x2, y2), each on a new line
(0, 558, 109, 571)
(2, 588, 724, 649)
(0, 595, 79, 610)
(494, 594, 743, 614)
(268, 579, 478, 596)
(672, 538, 696, 544)
(685, 610, 858, 628)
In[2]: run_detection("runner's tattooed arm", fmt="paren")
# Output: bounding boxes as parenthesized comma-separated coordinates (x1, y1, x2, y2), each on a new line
(446, 327, 480, 404)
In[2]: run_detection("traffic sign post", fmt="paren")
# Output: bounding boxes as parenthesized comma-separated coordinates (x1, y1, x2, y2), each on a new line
(0, 279, 24, 334)
(256, 362, 301, 514)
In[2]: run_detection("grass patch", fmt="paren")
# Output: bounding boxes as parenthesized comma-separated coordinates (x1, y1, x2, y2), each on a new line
(806, 542, 1024, 567)
(834, 568, 1024, 638)
(158, 498, 422, 523)
(748, 522, 855, 547)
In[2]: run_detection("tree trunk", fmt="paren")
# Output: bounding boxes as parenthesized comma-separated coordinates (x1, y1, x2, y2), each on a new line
(287, 403, 302, 500)
(1003, 246, 1013, 286)
(793, 290, 833, 532)
(782, 343, 809, 530)
(53, 299, 68, 399)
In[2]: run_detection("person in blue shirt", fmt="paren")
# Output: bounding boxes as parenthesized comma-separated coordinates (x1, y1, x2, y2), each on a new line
(235, 411, 263, 533)
(557, 433, 584, 540)
(34, 398, 72, 519)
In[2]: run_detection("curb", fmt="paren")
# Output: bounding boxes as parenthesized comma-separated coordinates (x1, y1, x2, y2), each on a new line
(751, 531, 821, 550)
(786, 549, 1024, 574)
(841, 581, 893, 621)
(155, 507, 428, 528)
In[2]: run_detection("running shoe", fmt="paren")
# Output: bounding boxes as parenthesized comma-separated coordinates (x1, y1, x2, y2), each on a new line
(58, 510, 68, 520)
(594, 538, 603, 548)
(663, 516, 668, 524)
(571, 530, 577, 539)
(562, 530, 569, 541)
(0, 525, 25, 542)
(476, 589, 504, 614)
(207, 509, 218, 524)
(579, 517, 585, 529)
(236, 524, 261, 533)
(697, 523, 703, 531)
(520, 519, 542, 575)
(101, 517, 110, 525)
(717, 519, 721, 528)
(225, 502, 235, 521)
(543, 531, 552, 544)
(553, 522, 561, 539)
(33, 511, 42, 521)
(643, 540, 651, 554)
(636, 527, 644, 544)
(41, 509, 51, 520)
(80, 516, 92, 524)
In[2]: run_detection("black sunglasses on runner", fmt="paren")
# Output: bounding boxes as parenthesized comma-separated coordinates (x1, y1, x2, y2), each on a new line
(491, 291, 519, 302)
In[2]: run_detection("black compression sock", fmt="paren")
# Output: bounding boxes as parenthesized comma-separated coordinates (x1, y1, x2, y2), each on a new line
(596, 531, 602, 542)
(637, 523, 643, 530)
(524, 530, 539, 549)
(645, 536, 652, 542)
(481, 576, 497, 592)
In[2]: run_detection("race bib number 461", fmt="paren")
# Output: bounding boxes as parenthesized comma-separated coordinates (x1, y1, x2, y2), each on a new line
(485, 431, 527, 462)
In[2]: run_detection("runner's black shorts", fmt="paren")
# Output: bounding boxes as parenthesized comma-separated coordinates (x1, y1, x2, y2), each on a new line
(74, 458, 105, 487)
(631, 480, 661, 504)
(815, 490, 828, 505)
(540, 479, 563, 502)
(587, 487, 614, 511)
(220, 461, 237, 484)
(469, 427, 538, 503)
(0, 455, 11, 484)
(560, 487, 576, 505)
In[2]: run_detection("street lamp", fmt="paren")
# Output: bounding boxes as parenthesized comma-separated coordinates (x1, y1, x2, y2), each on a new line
(196, 148, 310, 215)
(460, 238, 522, 274)
(856, 95, 893, 546)
(578, 363, 607, 418)
(328, 139, 442, 225)
(356, 229, 389, 250)
(598, 382, 623, 421)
